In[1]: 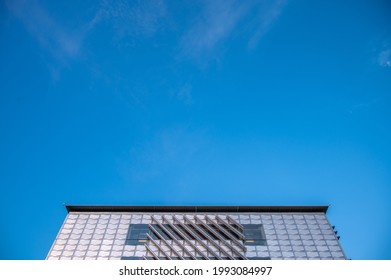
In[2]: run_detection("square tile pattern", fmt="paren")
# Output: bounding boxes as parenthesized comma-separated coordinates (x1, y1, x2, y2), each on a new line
(47, 213, 346, 260)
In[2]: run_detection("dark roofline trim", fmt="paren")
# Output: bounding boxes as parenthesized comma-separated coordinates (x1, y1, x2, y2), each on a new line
(65, 205, 328, 213)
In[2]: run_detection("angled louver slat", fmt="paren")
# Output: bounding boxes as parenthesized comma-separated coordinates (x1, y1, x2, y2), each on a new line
(151, 215, 197, 259)
(145, 244, 160, 260)
(162, 215, 209, 260)
(149, 225, 185, 260)
(227, 216, 244, 231)
(216, 215, 246, 240)
(147, 234, 172, 260)
(205, 216, 247, 251)
(195, 216, 247, 259)
(184, 215, 235, 260)
(172, 215, 222, 260)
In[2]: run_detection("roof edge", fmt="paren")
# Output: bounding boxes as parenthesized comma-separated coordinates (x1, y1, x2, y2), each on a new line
(65, 205, 329, 213)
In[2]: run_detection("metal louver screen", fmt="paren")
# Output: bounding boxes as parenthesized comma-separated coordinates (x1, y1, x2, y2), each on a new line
(124, 214, 267, 260)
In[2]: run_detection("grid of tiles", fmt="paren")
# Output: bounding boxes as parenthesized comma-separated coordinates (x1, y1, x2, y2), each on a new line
(47, 212, 346, 260)
(238, 214, 346, 260)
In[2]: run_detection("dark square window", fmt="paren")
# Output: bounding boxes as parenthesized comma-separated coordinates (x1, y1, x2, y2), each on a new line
(243, 224, 267, 245)
(125, 224, 150, 245)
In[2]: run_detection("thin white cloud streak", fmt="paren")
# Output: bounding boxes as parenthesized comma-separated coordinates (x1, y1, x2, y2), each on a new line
(180, 0, 287, 58)
(4, 0, 168, 63)
(180, 0, 248, 57)
(6, 0, 287, 65)
(5, 0, 84, 63)
(248, 0, 287, 49)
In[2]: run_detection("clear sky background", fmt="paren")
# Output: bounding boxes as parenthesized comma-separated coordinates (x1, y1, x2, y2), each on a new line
(1, 0, 390, 260)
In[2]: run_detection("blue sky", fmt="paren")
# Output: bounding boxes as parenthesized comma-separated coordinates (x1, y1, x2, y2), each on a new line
(1, 0, 390, 260)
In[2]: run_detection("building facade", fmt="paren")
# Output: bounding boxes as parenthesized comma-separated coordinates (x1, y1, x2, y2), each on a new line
(46, 205, 346, 260)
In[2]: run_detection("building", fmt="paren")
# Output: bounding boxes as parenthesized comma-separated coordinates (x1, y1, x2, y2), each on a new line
(46, 205, 347, 260)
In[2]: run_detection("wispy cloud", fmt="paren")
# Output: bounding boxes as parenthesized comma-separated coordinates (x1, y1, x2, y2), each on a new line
(180, 0, 287, 58)
(5, 0, 85, 63)
(180, 0, 248, 58)
(378, 49, 391, 67)
(4, 0, 168, 62)
(247, 0, 287, 49)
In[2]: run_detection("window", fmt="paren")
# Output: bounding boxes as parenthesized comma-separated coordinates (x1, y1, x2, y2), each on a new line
(125, 224, 150, 245)
(243, 224, 267, 245)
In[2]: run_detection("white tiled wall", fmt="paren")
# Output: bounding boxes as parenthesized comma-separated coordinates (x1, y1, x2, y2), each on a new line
(47, 212, 346, 260)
